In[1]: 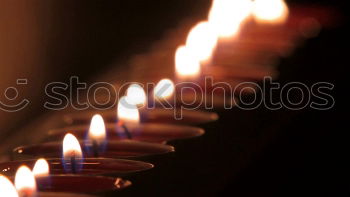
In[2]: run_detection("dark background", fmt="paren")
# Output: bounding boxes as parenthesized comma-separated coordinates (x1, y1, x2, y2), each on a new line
(0, 0, 348, 196)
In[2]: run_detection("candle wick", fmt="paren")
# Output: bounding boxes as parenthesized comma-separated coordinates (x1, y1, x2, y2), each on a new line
(122, 124, 132, 139)
(71, 155, 76, 174)
(92, 140, 99, 157)
(118, 121, 132, 139)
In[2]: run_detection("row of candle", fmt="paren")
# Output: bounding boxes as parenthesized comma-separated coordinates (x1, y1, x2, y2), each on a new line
(0, 157, 132, 196)
(129, 0, 291, 81)
(0, 83, 216, 196)
(0, 0, 332, 195)
(98, 0, 303, 113)
(127, 0, 329, 95)
(72, 0, 295, 111)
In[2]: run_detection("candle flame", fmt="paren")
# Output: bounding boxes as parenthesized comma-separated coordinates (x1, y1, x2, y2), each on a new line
(175, 45, 201, 79)
(63, 133, 83, 159)
(126, 84, 147, 106)
(252, 0, 289, 24)
(186, 21, 218, 62)
(0, 175, 19, 197)
(154, 79, 175, 99)
(117, 96, 140, 124)
(88, 114, 107, 143)
(32, 158, 49, 178)
(14, 166, 37, 197)
(208, 0, 252, 38)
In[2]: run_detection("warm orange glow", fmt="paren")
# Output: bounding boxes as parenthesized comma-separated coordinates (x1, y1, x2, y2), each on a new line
(88, 114, 107, 144)
(126, 84, 147, 106)
(63, 133, 83, 160)
(0, 175, 19, 197)
(154, 79, 175, 99)
(208, 0, 252, 38)
(186, 21, 218, 62)
(15, 166, 37, 197)
(175, 45, 201, 79)
(117, 96, 140, 124)
(252, 0, 289, 24)
(32, 158, 49, 178)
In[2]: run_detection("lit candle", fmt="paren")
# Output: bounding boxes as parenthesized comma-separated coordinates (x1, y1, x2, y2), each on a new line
(12, 136, 175, 159)
(15, 166, 37, 197)
(174, 41, 240, 108)
(153, 78, 175, 101)
(84, 114, 174, 157)
(1, 157, 152, 178)
(6, 160, 129, 194)
(65, 78, 219, 122)
(117, 96, 140, 139)
(87, 114, 107, 157)
(47, 123, 204, 144)
(62, 104, 218, 126)
(62, 134, 83, 174)
(32, 158, 132, 193)
(0, 175, 18, 197)
(12, 118, 174, 159)
(1, 173, 99, 196)
(122, 1, 333, 89)
(208, 0, 252, 38)
(171, 1, 253, 105)
(115, 96, 206, 141)
(126, 83, 147, 106)
(185, 21, 218, 63)
(53, 103, 206, 143)
(32, 158, 51, 191)
(33, 159, 49, 178)
(252, 0, 289, 24)
(175, 45, 201, 81)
